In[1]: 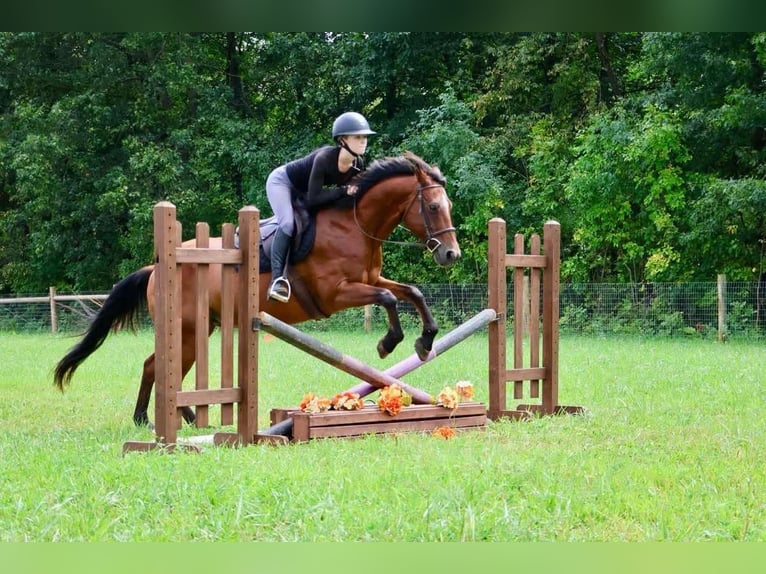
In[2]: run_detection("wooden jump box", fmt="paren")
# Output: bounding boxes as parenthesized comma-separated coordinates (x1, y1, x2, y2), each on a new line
(270, 402, 487, 442)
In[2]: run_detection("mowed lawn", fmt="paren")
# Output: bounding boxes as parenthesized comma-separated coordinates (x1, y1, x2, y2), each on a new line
(0, 328, 764, 541)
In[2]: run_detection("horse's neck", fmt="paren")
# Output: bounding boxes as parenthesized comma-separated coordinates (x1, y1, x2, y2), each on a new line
(354, 178, 416, 240)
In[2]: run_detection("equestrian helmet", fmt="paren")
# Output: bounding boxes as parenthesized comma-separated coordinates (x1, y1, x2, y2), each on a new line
(332, 112, 376, 139)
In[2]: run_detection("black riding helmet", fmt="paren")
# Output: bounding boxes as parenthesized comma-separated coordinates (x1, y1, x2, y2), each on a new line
(332, 112, 375, 162)
(332, 112, 376, 140)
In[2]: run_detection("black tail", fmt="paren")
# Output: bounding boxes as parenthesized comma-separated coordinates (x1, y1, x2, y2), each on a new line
(53, 267, 153, 391)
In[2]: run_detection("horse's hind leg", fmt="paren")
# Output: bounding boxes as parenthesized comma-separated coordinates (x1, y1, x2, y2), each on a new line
(132, 352, 195, 428)
(133, 353, 156, 427)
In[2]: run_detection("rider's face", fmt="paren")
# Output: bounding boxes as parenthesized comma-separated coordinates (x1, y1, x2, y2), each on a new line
(344, 135, 368, 156)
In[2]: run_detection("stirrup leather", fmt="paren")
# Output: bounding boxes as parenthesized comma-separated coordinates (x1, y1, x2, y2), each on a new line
(267, 276, 291, 302)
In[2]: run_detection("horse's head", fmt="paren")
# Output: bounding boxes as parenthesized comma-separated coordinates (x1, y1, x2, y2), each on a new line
(401, 153, 461, 267)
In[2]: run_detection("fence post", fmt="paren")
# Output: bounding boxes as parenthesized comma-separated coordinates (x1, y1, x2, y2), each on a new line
(717, 274, 727, 342)
(49, 286, 58, 333)
(364, 304, 372, 332)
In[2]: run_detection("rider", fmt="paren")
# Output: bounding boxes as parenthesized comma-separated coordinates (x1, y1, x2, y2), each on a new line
(265, 111, 376, 302)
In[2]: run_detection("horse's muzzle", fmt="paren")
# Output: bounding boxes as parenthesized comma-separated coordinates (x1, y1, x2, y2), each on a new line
(432, 244, 461, 267)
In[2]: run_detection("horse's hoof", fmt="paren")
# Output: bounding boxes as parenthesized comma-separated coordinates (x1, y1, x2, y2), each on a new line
(377, 341, 390, 359)
(414, 338, 431, 361)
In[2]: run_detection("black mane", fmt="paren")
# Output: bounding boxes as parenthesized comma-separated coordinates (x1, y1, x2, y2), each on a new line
(328, 153, 445, 210)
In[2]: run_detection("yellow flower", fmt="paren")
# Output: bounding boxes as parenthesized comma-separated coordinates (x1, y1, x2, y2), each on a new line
(299, 392, 316, 411)
(455, 380, 474, 400)
(299, 392, 331, 413)
(437, 386, 459, 410)
(331, 391, 364, 411)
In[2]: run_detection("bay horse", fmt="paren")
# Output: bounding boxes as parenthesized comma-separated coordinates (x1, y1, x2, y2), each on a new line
(54, 152, 461, 426)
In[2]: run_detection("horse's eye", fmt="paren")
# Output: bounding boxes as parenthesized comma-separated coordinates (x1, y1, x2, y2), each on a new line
(428, 203, 439, 213)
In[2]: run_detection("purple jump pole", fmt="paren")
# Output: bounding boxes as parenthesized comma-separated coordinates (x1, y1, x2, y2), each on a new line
(260, 308, 497, 438)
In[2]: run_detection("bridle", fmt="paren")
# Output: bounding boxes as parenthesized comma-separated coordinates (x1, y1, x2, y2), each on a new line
(353, 182, 456, 252)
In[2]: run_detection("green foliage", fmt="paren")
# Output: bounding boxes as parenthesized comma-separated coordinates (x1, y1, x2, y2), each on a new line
(401, 89, 509, 283)
(1, 33, 766, 293)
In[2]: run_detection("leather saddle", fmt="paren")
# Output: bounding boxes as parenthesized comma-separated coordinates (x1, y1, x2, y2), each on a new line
(235, 206, 316, 274)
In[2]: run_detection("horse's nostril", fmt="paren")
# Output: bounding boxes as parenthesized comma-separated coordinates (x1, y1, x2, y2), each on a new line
(446, 249, 460, 262)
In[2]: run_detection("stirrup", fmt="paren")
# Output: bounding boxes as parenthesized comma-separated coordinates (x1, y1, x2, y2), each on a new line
(267, 276, 291, 302)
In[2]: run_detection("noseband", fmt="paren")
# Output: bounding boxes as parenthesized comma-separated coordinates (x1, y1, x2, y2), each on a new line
(353, 182, 456, 251)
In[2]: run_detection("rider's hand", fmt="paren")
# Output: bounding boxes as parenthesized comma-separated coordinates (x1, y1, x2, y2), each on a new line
(346, 185, 358, 196)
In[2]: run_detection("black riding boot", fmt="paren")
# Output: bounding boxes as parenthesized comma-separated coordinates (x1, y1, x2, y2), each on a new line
(267, 228, 292, 302)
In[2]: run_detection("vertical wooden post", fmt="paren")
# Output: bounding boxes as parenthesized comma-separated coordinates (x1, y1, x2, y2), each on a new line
(487, 218, 506, 419)
(220, 223, 236, 426)
(153, 201, 182, 445)
(513, 233, 525, 399)
(237, 206, 260, 444)
(194, 222, 210, 428)
(717, 274, 727, 343)
(542, 221, 561, 414)
(49, 286, 58, 333)
(529, 233, 541, 398)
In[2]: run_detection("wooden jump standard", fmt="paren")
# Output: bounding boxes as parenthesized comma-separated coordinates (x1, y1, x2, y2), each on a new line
(123, 202, 287, 454)
(488, 218, 584, 420)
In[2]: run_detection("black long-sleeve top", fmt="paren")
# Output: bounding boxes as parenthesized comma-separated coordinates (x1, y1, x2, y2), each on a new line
(285, 145, 364, 210)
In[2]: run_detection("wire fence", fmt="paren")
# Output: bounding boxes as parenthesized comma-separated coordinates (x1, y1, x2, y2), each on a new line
(2, 281, 765, 340)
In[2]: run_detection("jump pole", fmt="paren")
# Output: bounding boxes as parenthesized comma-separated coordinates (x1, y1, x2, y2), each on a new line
(256, 312, 434, 405)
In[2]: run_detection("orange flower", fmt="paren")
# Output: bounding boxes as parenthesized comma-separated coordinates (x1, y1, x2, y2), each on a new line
(377, 384, 411, 416)
(378, 395, 403, 416)
(299, 392, 331, 413)
(432, 426, 456, 439)
(437, 386, 459, 410)
(455, 380, 474, 400)
(331, 391, 364, 411)
(299, 392, 315, 411)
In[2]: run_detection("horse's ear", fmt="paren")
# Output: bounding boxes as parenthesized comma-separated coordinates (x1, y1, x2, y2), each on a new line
(402, 150, 418, 164)
(402, 150, 426, 175)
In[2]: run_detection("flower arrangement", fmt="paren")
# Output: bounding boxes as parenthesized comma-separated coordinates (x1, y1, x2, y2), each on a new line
(437, 380, 474, 411)
(377, 384, 412, 416)
(331, 391, 364, 411)
(299, 392, 331, 413)
(455, 380, 475, 400)
(436, 386, 460, 410)
(298, 380, 474, 420)
(300, 391, 364, 413)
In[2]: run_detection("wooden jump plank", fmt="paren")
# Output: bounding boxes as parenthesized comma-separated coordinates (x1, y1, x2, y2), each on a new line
(303, 415, 487, 440)
(176, 388, 241, 407)
(175, 248, 242, 264)
(286, 403, 488, 442)
(289, 402, 486, 428)
(505, 254, 547, 268)
(506, 367, 547, 381)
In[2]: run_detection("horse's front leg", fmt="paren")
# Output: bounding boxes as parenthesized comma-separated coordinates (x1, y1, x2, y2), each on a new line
(374, 277, 438, 361)
(331, 282, 405, 359)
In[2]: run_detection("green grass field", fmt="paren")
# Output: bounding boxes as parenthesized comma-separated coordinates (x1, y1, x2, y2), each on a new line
(1, 328, 764, 541)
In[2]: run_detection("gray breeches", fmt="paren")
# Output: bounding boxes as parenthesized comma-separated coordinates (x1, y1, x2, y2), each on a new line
(266, 165, 295, 237)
